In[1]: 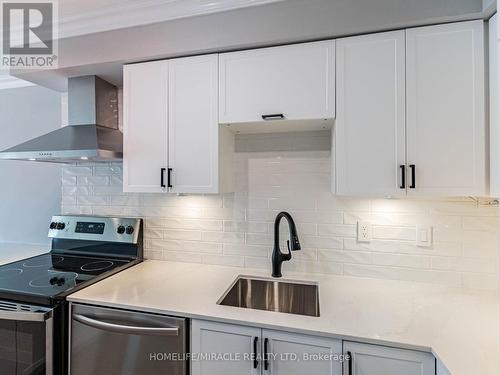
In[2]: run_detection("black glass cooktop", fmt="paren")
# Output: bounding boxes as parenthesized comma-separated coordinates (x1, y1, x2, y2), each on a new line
(0, 252, 133, 305)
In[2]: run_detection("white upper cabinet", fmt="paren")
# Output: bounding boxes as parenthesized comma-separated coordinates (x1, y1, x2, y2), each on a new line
(168, 55, 219, 194)
(406, 20, 486, 196)
(123, 54, 222, 194)
(335, 30, 406, 197)
(489, 14, 498, 197)
(334, 20, 487, 197)
(123, 61, 168, 193)
(219, 41, 335, 125)
(343, 341, 435, 375)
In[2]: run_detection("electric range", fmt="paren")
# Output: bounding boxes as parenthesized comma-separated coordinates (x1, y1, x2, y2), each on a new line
(0, 215, 143, 375)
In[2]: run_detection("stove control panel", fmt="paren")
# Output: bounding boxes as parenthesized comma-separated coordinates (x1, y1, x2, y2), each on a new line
(48, 215, 142, 244)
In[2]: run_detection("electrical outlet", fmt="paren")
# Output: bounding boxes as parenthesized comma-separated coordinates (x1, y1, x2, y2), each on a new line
(357, 221, 372, 242)
(416, 225, 433, 248)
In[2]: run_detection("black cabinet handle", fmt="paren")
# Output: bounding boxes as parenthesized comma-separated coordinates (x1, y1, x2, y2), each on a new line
(160, 168, 166, 188)
(409, 164, 416, 189)
(262, 114, 285, 121)
(399, 165, 406, 189)
(347, 351, 353, 375)
(167, 168, 173, 188)
(264, 338, 269, 371)
(253, 337, 259, 369)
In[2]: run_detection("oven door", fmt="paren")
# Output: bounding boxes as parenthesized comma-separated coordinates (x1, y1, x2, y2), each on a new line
(0, 300, 54, 375)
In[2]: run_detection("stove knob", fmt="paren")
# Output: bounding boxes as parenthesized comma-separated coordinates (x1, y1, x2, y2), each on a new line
(126, 226, 134, 235)
(49, 276, 58, 285)
(49, 222, 57, 229)
(57, 277, 65, 286)
(56, 223, 65, 230)
(117, 225, 125, 234)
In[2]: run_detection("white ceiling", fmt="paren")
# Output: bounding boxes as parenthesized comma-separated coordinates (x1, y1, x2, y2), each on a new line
(1, 0, 287, 88)
(58, 0, 288, 38)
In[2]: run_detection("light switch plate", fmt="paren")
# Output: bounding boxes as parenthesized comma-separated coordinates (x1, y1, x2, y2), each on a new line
(357, 221, 372, 242)
(416, 225, 433, 247)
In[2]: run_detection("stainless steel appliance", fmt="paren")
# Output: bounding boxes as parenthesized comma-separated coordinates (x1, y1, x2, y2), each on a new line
(0, 215, 143, 374)
(0, 76, 122, 163)
(70, 304, 187, 375)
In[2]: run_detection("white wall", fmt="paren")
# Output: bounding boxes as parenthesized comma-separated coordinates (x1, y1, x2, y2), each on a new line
(0, 86, 62, 245)
(61, 132, 499, 292)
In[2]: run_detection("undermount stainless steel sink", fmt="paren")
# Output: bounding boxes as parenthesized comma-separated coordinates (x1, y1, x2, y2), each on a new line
(217, 276, 320, 317)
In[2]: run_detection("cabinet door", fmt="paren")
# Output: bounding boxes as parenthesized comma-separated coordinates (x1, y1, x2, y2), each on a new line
(123, 61, 168, 193)
(335, 31, 406, 197)
(219, 40, 335, 124)
(343, 341, 435, 375)
(263, 329, 342, 375)
(406, 20, 486, 196)
(489, 14, 499, 197)
(168, 54, 219, 194)
(191, 320, 261, 375)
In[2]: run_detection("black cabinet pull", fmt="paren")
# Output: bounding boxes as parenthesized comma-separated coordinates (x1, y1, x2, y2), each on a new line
(347, 351, 353, 375)
(262, 114, 285, 121)
(399, 165, 406, 189)
(160, 168, 166, 188)
(409, 164, 416, 189)
(167, 168, 173, 188)
(264, 338, 269, 371)
(253, 337, 259, 369)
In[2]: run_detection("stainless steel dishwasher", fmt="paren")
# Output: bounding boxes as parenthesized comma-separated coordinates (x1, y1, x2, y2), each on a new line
(70, 303, 187, 375)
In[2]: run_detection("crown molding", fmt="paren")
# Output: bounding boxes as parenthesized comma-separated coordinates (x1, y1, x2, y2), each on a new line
(0, 75, 35, 90)
(58, 0, 287, 39)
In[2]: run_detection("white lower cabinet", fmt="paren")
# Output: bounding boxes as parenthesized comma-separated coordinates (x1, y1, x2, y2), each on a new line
(191, 320, 436, 375)
(191, 320, 260, 375)
(263, 329, 342, 375)
(191, 320, 342, 375)
(343, 341, 435, 375)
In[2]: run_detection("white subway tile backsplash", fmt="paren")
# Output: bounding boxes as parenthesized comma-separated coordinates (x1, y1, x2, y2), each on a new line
(372, 226, 416, 241)
(163, 251, 203, 263)
(77, 195, 108, 206)
(224, 221, 268, 233)
(202, 231, 245, 244)
(163, 230, 202, 241)
(62, 176, 77, 186)
(202, 254, 245, 267)
(63, 186, 90, 196)
(77, 176, 109, 186)
(146, 239, 222, 254)
(371, 253, 430, 269)
(61, 142, 499, 292)
(223, 244, 269, 258)
(318, 249, 372, 264)
(63, 166, 92, 176)
(317, 224, 356, 237)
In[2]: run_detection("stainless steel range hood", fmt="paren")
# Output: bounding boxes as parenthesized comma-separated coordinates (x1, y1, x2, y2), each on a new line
(0, 76, 122, 163)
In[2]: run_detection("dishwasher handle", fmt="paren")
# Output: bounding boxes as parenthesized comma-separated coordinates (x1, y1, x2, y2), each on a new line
(73, 314, 179, 336)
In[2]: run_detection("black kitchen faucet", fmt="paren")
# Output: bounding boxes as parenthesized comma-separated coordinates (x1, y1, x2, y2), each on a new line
(271, 212, 301, 278)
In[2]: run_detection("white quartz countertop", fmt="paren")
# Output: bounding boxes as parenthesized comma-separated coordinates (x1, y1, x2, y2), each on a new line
(68, 260, 499, 375)
(0, 242, 48, 265)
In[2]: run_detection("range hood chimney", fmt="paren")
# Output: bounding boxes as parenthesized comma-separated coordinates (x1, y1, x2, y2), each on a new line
(0, 76, 122, 163)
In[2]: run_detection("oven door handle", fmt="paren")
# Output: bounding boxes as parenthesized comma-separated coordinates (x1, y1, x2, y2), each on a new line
(73, 314, 179, 336)
(0, 309, 53, 322)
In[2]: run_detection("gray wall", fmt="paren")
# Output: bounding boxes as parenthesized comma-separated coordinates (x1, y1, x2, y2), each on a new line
(0, 86, 61, 245)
